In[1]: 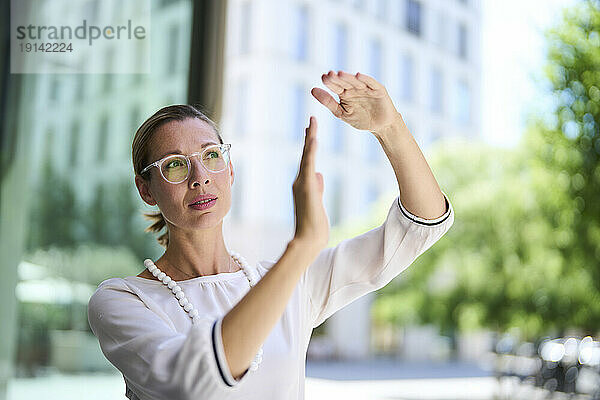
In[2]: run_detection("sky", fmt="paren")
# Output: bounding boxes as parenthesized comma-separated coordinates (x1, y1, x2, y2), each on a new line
(481, 0, 578, 148)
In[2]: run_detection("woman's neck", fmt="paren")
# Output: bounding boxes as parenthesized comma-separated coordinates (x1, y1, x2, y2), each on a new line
(156, 237, 240, 279)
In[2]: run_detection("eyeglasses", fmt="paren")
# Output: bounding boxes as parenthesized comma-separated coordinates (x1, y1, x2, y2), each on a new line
(140, 143, 232, 184)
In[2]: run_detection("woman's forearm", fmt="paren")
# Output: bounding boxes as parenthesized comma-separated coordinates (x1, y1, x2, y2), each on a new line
(372, 112, 447, 220)
(221, 238, 319, 379)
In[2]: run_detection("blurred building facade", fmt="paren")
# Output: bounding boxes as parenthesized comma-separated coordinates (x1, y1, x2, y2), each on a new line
(28, 0, 481, 360)
(220, 0, 482, 358)
(29, 0, 192, 207)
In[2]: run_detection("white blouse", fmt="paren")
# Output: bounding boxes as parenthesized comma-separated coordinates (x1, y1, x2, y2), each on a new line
(87, 192, 454, 400)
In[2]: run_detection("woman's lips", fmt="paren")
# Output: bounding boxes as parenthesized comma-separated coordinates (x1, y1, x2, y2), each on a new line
(189, 198, 217, 210)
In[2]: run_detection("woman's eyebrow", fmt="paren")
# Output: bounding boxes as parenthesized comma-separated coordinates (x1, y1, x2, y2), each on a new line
(157, 142, 218, 159)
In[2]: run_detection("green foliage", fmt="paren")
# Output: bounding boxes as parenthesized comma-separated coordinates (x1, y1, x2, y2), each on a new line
(525, 0, 600, 287)
(27, 158, 79, 249)
(371, 0, 600, 341)
(26, 163, 160, 261)
(372, 136, 600, 341)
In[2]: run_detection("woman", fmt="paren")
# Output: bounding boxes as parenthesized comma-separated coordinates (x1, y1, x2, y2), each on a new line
(87, 70, 454, 400)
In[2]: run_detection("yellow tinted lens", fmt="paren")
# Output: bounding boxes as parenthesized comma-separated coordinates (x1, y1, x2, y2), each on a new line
(162, 156, 188, 182)
(203, 148, 226, 171)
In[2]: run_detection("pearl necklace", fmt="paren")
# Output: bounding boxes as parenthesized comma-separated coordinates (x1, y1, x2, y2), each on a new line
(143, 251, 263, 371)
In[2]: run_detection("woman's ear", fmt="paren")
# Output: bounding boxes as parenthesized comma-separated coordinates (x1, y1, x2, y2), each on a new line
(229, 160, 234, 186)
(135, 175, 158, 206)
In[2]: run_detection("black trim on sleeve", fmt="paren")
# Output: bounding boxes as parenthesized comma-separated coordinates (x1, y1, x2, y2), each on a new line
(211, 320, 234, 387)
(398, 196, 451, 226)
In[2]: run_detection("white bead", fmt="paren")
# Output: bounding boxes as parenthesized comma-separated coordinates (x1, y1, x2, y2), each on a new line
(255, 355, 262, 364)
(172, 285, 182, 294)
(189, 309, 199, 317)
(179, 297, 189, 306)
(249, 361, 258, 371)
(257, 347, 263, 356)
(144, 260, 156, 271)
(152, 269, 161, 277)
(162, 276, 172, 284)
(184, 302, 193, 312)
(167, 281, 176, 289)
(157, 272, 166, 280)
(192, 315, 202, 324)
(175, 291, 185, 300)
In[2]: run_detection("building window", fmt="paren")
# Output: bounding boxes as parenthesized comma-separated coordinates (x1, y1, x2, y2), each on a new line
(331, 118, 344, 155)
(167, 25, 179, 72)
(374, 0, 387, 20)
(292, 84, 306, 141)
(97, 115, 109, 162)
(129, 106, 141, 158)
(366, 134, 380, 163)
(404, 118, 416, 137)
(103, 48, 114, 92)
(405, 0, 422, 36)
(431, 129, 441, 143)
(235, 80, 249, 138)
(368, 38, 382, 82)
(239, 1, 251, 55)
(366, 181, 379, 206)
(75, 74, 85, 101)
(69, 120, 80, 167)
(329, 174, 343, 226)
(351, 0, 364, 10)
(161, 0, 180, 7)
(134, 42, 145, 84)
(455, 80, 470, 125)
(130, 106, 141, 133)
(333, 22, 348, 70)
(400, 53, 414, 102)
(232, 161, 243, 221)
(284, 165, 297, 225)
(430, 67, 443, 114)
(43, 128, 55, 170)
(292, 5, 309, 61)
(85, 0, 100, 22)
(49, 77, 60, 101)
(433, 11, 446, 49)
(458, 23, 468, 60)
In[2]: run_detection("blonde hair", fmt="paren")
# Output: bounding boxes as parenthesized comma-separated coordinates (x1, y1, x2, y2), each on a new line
(132, 104, 224, 248)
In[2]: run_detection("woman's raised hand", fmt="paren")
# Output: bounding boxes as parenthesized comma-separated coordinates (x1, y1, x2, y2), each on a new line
(292, 116, 329, 253)
(311, 70, 402, 134)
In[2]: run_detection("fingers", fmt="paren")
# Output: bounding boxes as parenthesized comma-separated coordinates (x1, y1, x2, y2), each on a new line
(311, 88, 343, 118)
(319, 70, 375, 98)
(321, 73, 344, 94)
(355, 72, 382, 90)
(324, 70, 353, 91)
(299, 116, 317, 178)
(337, 70, 368, 90)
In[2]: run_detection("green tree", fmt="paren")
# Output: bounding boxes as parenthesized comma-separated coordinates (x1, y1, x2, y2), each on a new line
(524, 0, 600, 290)
(26, 158, 79, 250)
(82, 179, 159, 260)
(26, 163, 160, 262)
(371, 0, 600, 341)
(373, 138, 600, 340)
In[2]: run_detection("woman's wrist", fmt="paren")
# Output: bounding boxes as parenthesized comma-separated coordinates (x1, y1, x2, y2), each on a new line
(288, 237, 322, 266)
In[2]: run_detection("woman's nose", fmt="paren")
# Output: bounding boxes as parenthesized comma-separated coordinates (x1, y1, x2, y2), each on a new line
(188, 157, 210, 187)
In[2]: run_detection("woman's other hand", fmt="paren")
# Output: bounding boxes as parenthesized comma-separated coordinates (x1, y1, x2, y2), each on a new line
(292, 116, 329, 253)
(311, 70, 402, 134)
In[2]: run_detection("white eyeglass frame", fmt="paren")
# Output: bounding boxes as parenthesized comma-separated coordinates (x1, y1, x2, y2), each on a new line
(140, 143, 232, 184)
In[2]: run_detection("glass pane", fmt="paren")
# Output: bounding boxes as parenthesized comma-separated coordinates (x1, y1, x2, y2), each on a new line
(10, 0, 194, 394)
